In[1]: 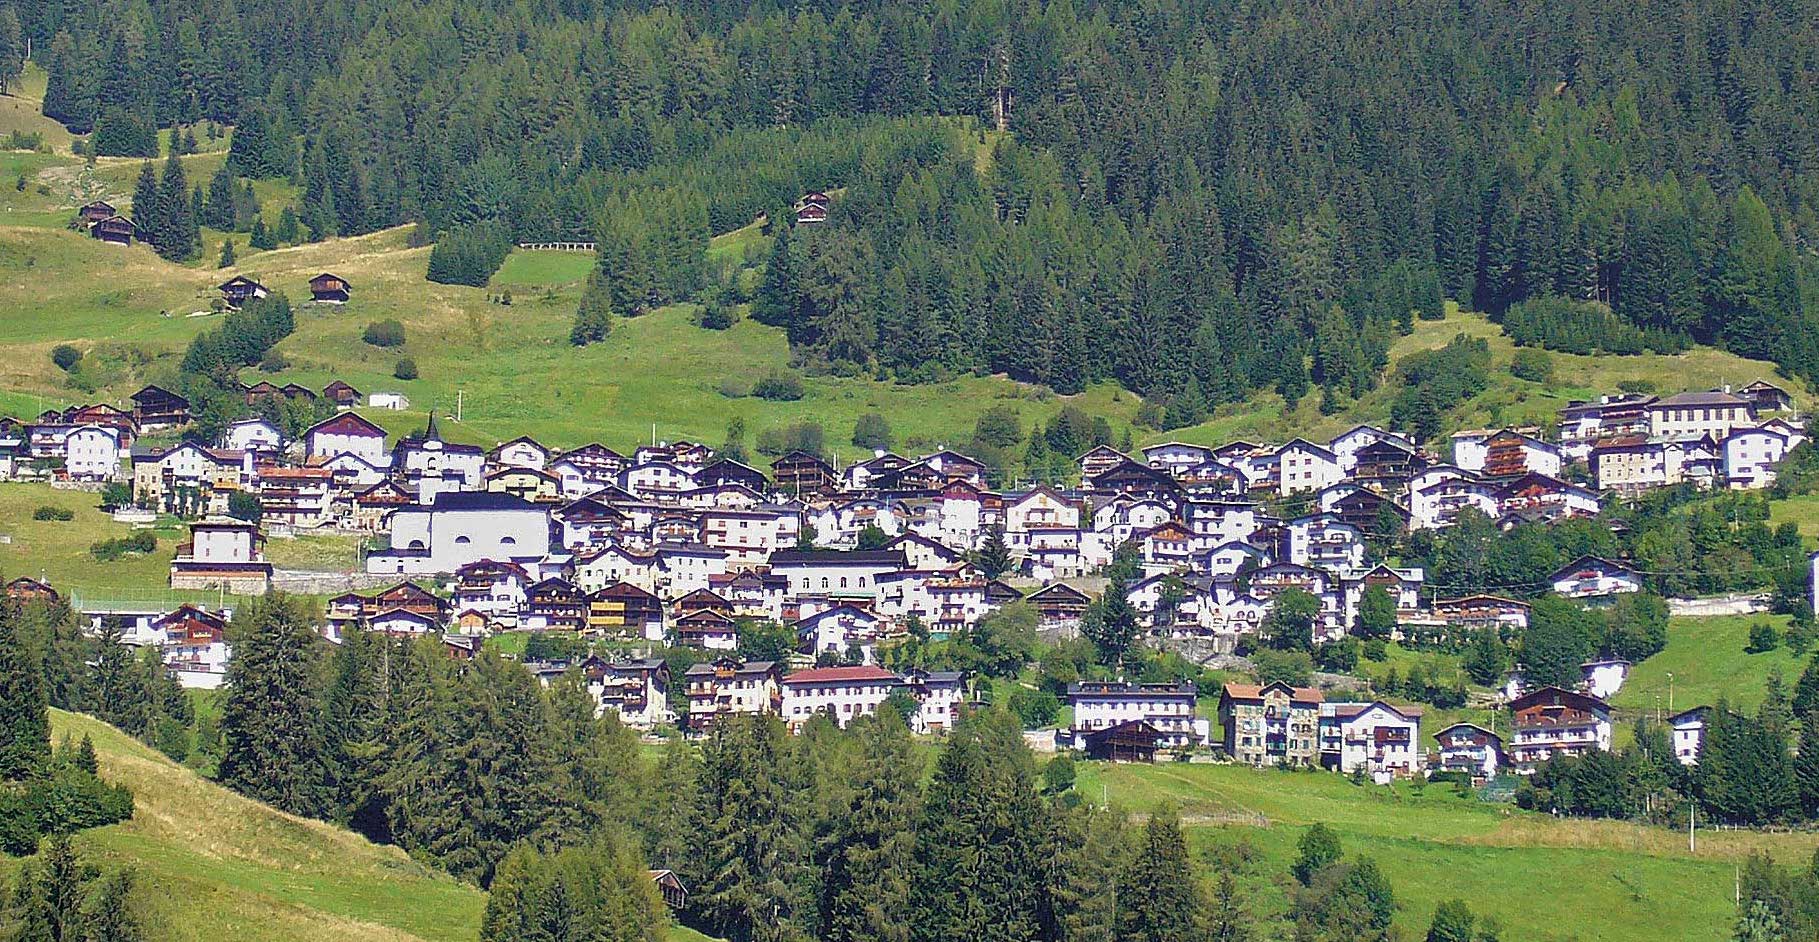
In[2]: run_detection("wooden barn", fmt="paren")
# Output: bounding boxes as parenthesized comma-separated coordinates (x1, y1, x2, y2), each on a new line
(309, 272, 352, 304)
(90, 215, 142, 246)
(78, 200, 117, 224)
(793, 190, 831, 226)
(218, 275, 269, 308)
(1083, 720, 1163, 762)
(130, 384, 191, 430)
(323, 380, 362, 410)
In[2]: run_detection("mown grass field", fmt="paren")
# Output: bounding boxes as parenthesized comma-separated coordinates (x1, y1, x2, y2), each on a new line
(1081, 758, 1811, 942)
(0, 483, 185, 594)
(1613, 613, 1806, 717)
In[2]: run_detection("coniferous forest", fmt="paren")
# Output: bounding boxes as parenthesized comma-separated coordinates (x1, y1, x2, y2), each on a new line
(18, 0, 1819, 412)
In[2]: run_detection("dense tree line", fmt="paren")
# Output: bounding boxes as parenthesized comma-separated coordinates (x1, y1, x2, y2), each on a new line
(1503, 296, 1690, 356)
(28, 0, 1819, 404)
(1, 598, 136, 858)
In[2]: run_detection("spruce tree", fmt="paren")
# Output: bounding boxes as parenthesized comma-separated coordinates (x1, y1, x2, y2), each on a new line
(218, 239, 236, 268)
(82, 869, 146, 942)
(690, 713, 808, 942)
(1117, 813, 1202, 942)
(0, 598, 50, 780)
(130, 161, 161, 244)
(1426, 899, 1477, 942)
(570, 271, 614, 346)
(155, 150, 198, 261)
(819, 707, 921, 942)
(1796, 711, 1819, 820)
(249, 216, 274, 250)
(274, 206, 300, 245)
(217, 594, 329, 818)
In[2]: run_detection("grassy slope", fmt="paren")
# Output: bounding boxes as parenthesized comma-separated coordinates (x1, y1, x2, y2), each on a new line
(1082, 759, 1814, 942)
(34, 710, 487, 942)
(1613, 614, 1804, 716)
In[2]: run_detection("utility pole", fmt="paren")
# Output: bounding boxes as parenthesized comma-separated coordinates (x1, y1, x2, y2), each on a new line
(1689, 804, 1696, 853)
(455, 389, 463, 423)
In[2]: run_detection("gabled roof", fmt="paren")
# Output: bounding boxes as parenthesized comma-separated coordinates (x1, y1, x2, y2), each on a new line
(782, 665, 899, 686)
(1221, 681, 1322, 704)
(1510, 685, 1609, 714)
(306, 412, 386, 439)
(1548, 554, 1636, 582)
(1028, 581, 1091, 602)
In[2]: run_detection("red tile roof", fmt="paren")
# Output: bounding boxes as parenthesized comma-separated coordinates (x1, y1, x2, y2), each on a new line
(783, 666, 900, 685)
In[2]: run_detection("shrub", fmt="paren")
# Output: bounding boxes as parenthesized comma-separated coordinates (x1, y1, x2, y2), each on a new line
(51, 344, 82, 372)
(90, 530, 156, 561)
(257, 351, 290, 372)
(1746, 621, 1781, 654)
(33, 505, 75, 521)
(718, 376, 752, 399)
(756, 421, 824, 457)
(363, 319, 406, 348)
(394, 357, 419, 380)
(228, 491, 263, 523)
(852, 412, 893, 451)
(699, 300, 737, 330)
(753, 371, 805, 401)
(1510, 348, 1553, 382)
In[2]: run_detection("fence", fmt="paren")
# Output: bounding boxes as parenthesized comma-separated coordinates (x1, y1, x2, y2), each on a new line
(516, 242, 595, 252)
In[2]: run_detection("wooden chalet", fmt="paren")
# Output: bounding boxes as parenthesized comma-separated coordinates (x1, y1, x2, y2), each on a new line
(130, 384, 191, 430)
(773, 451, 837, 497)
(323, 380, 362, 410)
(674, 587, 734, 618)
(526, 578, 586, 629)
(243, 381, 284, 406)
(1083, 720, 1163, 762)
(589, 582, 665, 634)
(697, 458, 769, 491)
(363, 581, 447, 621)
(1327, 486, 1410, 535)
(649, 870, 689, 910)
(5, 576, 60, 605)
(77, 200, 117, 224)
(984, 578, 1023, 605)
(218, 276, 269, 308)
(90, 214, 141, 246)
(1089, 458, 1179, 500)
(1028, 581, 1091, 626)
(1741, 379, 1793, 413)
(309, 272, 352, 304)
(793, 191, 831, 226)
(675, 608, 739, 648)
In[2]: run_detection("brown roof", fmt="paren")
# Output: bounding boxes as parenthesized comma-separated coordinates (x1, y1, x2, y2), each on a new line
(1222, 681, 1323, 704)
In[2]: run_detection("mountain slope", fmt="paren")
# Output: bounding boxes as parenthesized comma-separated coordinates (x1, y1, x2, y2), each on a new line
(34, 710, 486, 942)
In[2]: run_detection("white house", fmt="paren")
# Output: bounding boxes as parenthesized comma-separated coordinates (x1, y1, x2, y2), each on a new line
(1549, 556, 1642, 599)
(1433, 722, 1504, 782)
(64, 425, 121, 481)
(1724, 427, 1791, 490)
(1318, 701, 1424, 782)
(368, 392, 410, 410)
(1066, 681, 1208, 748)
(1141, 442, 1215, 478)
(901, 668, 966, 735)
(1276, 439, 1343, 495)
(780, 665, 901, 729)
(366, 491, 551, 574)
(222, 417, 283, 453)
(794, 605, 885, 664)
(490, 436, 550, 472)
(306, 413, 389, 467)
(591, 657, 670, 728)
(1670, 706, 1709, 766)
(769, 549, 906, 599)
(169, 517, 272, 593)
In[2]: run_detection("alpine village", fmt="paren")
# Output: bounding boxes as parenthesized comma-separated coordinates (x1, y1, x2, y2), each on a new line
(5, 1, 1819, 941)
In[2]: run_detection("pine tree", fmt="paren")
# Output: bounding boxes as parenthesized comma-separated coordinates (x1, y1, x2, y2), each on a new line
(975, 526, 1013, 579)
(155, 150, 198, 261)
(1795, 711, 1819, 819)
(0, 597, 50, 780)
(130, 161, 161, 245)
(1292, 823, 1341, 885)
(1207, 871, 1253, 942)
(819, 707, 921, 942)
(570, 270, 615, 346)
(249, 216, 275, 250)
(217, 594, 329, 818)
(320, 627, 389, 836)
(218, 239, 236, 268)
(1117, 813, 1201, 942)
(82, 869, 146, 942)
(0, 9, 22, 96)
(274, 206, 300, 244)
(1426, 899, 1477, 942)
(1082, 568, 1142, 670)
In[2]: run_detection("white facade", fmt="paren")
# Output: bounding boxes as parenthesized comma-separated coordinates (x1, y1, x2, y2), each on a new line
(368, 392, 410, 410)
(367, 492, 552, 574)
(222, 418, 283, 453)
(64, 425, 121, 481)
(1277, 441, 1342, 495)
(1067, 682, 1208, 747)
(1724, 428, 1790, 490)
(780, 667, 900, 729)
(1318, 702, 1424, 782)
